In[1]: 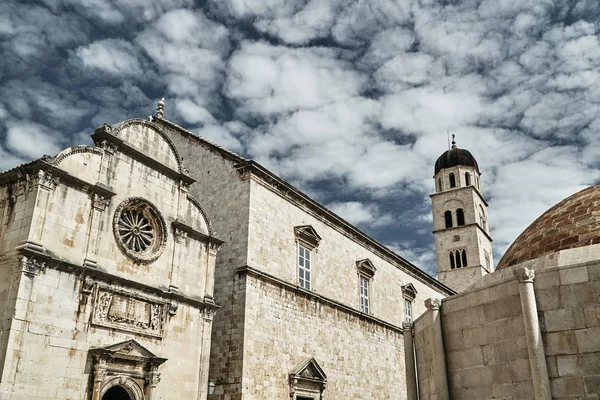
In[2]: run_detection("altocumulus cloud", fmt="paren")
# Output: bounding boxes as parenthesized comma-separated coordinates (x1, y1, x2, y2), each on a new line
(1, 0, 599, 276)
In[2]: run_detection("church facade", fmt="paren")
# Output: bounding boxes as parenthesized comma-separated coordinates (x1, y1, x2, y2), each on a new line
(0, 120, 221, 399)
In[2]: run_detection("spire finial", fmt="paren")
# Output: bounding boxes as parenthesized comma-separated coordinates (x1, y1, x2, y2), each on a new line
(156, 98, 165, 118)
(451, 133, 456, 149)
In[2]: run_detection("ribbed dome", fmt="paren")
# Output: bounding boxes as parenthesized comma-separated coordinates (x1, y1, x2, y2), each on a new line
(434, 146, 480, 175)
(497, 184, 600, 270)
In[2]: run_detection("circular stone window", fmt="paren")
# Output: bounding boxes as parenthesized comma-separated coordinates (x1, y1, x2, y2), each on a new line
(113, 198, 167, 263)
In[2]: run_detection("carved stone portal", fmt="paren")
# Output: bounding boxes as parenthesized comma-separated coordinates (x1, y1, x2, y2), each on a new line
(289, 358, 327, 400)
(89, 340, 167, 400)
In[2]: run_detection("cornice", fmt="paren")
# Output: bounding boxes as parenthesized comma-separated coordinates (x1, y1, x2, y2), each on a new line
(17, 247, 219, 312)
(236, 265, 405, 334)
(235, 161, 456, 297)
(171, 219, 224, 246)
(432, 222, 493, 243)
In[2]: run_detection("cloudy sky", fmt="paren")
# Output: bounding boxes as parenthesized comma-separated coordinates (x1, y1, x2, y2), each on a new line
(2, 0, 599, 276)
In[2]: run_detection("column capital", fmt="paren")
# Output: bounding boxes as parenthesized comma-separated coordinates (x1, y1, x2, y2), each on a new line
(425, 298, 442, 310)
(402, 321, 413, 331)
(514, 267, 535, 283)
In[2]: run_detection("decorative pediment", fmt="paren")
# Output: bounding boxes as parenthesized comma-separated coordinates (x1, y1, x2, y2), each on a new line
(89, 340, 167, 400)
(99, 340, 156, 359)
(356, 259, 376, 278)
(294, 225, 322, 248)
(401, 283, 418, 301)
(290, 357, 327, 383)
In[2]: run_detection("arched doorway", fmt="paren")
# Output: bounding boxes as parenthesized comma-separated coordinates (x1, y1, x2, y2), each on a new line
(102, 386, 131, 400)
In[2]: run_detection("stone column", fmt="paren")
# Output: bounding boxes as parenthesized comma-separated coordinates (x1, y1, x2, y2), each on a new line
(514, 267, 551, 400)
(403, 322, 418, 400)
(425, 298, 449, 400)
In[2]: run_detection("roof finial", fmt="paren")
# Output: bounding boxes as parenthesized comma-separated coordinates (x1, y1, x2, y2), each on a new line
(156, 98, 165, 118)
(451, 133, 457, 149)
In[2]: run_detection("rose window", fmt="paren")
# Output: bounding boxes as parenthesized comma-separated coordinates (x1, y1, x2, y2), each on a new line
(118, 209, 154, 252)
(113, 198, 167, 263)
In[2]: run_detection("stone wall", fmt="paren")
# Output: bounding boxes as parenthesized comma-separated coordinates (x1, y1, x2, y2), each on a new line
(441, 279, 532, 399)
(239, 273, 406, 400)
(0, 265, 210, 399)
(247, 178, 446, 326)
(414, 250, 600, 400)
(160, 121, 252, 396)
(540, 262, 600, 398)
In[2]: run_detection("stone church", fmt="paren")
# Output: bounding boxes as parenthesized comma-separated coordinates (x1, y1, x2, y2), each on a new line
(0, 99, 597, 400)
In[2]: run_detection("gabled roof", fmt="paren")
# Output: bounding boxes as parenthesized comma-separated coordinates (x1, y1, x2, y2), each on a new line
(289, 357, 327, 383)
(154, 116, 456, 297)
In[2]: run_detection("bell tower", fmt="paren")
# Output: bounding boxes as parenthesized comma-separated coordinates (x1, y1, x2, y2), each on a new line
(430, 136, 493, 293)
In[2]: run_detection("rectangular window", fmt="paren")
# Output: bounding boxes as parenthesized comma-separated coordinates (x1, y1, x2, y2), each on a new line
(360, 276, 369, 313)
(405, 299, 412, 322)
(298, 244, 311, 290)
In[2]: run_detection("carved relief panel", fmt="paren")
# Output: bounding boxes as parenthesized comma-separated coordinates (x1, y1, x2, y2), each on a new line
(91, 283, 176, 338)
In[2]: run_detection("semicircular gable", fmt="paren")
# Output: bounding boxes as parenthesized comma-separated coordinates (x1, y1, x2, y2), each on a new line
(111, 119, 183, 174)
(181, 194, 213, 236)
(49, 146, 104, 183)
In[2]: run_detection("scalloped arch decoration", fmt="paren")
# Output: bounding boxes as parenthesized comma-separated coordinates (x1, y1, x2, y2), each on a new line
(184, 194, 213, 236)
(48, 146, 104, 183)
(111, 119, 183, 174)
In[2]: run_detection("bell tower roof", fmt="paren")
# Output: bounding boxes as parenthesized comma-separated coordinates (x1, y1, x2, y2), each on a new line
(434, 137, 480, 175)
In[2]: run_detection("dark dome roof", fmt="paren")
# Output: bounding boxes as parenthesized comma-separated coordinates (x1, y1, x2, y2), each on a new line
(497, 184, 600, 270)
(434, 146, 480, 175)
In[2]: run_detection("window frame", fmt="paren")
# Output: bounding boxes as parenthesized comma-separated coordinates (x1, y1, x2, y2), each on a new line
(401, 283, 417, 323)
(297, 242, 312, 290)
(356, 259, 376, 314)
(404, 299, 413, 323)
(359, 275, 370, 314)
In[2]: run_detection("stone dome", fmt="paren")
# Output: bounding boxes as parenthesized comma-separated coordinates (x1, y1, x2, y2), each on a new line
(434, 146, 480, 175)
(497, 184, 600, 270)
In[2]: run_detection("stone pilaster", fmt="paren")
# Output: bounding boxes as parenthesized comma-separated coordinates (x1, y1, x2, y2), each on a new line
(169, 228, 187, 292)
(204, 243, 218, 303)
(197, 308, 215, 400)
(425, 298, 449, 400)
(146, 367, 161, 400)
(514, 267, 551, 400)
(83, 193, 110, 268)
(403, 322, 418, 400)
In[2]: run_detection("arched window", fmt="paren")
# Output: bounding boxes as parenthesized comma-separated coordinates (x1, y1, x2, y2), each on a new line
(438, 178, 442, 192)
(465, 172, 471, 186)
(449, 253, 455, 269)
(456, 208, 465, 226)
(449, 173, 456, 188)
(444, 211, 453, 228)
(462, 250, 467, 267)
(455, 251, 462, 268)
